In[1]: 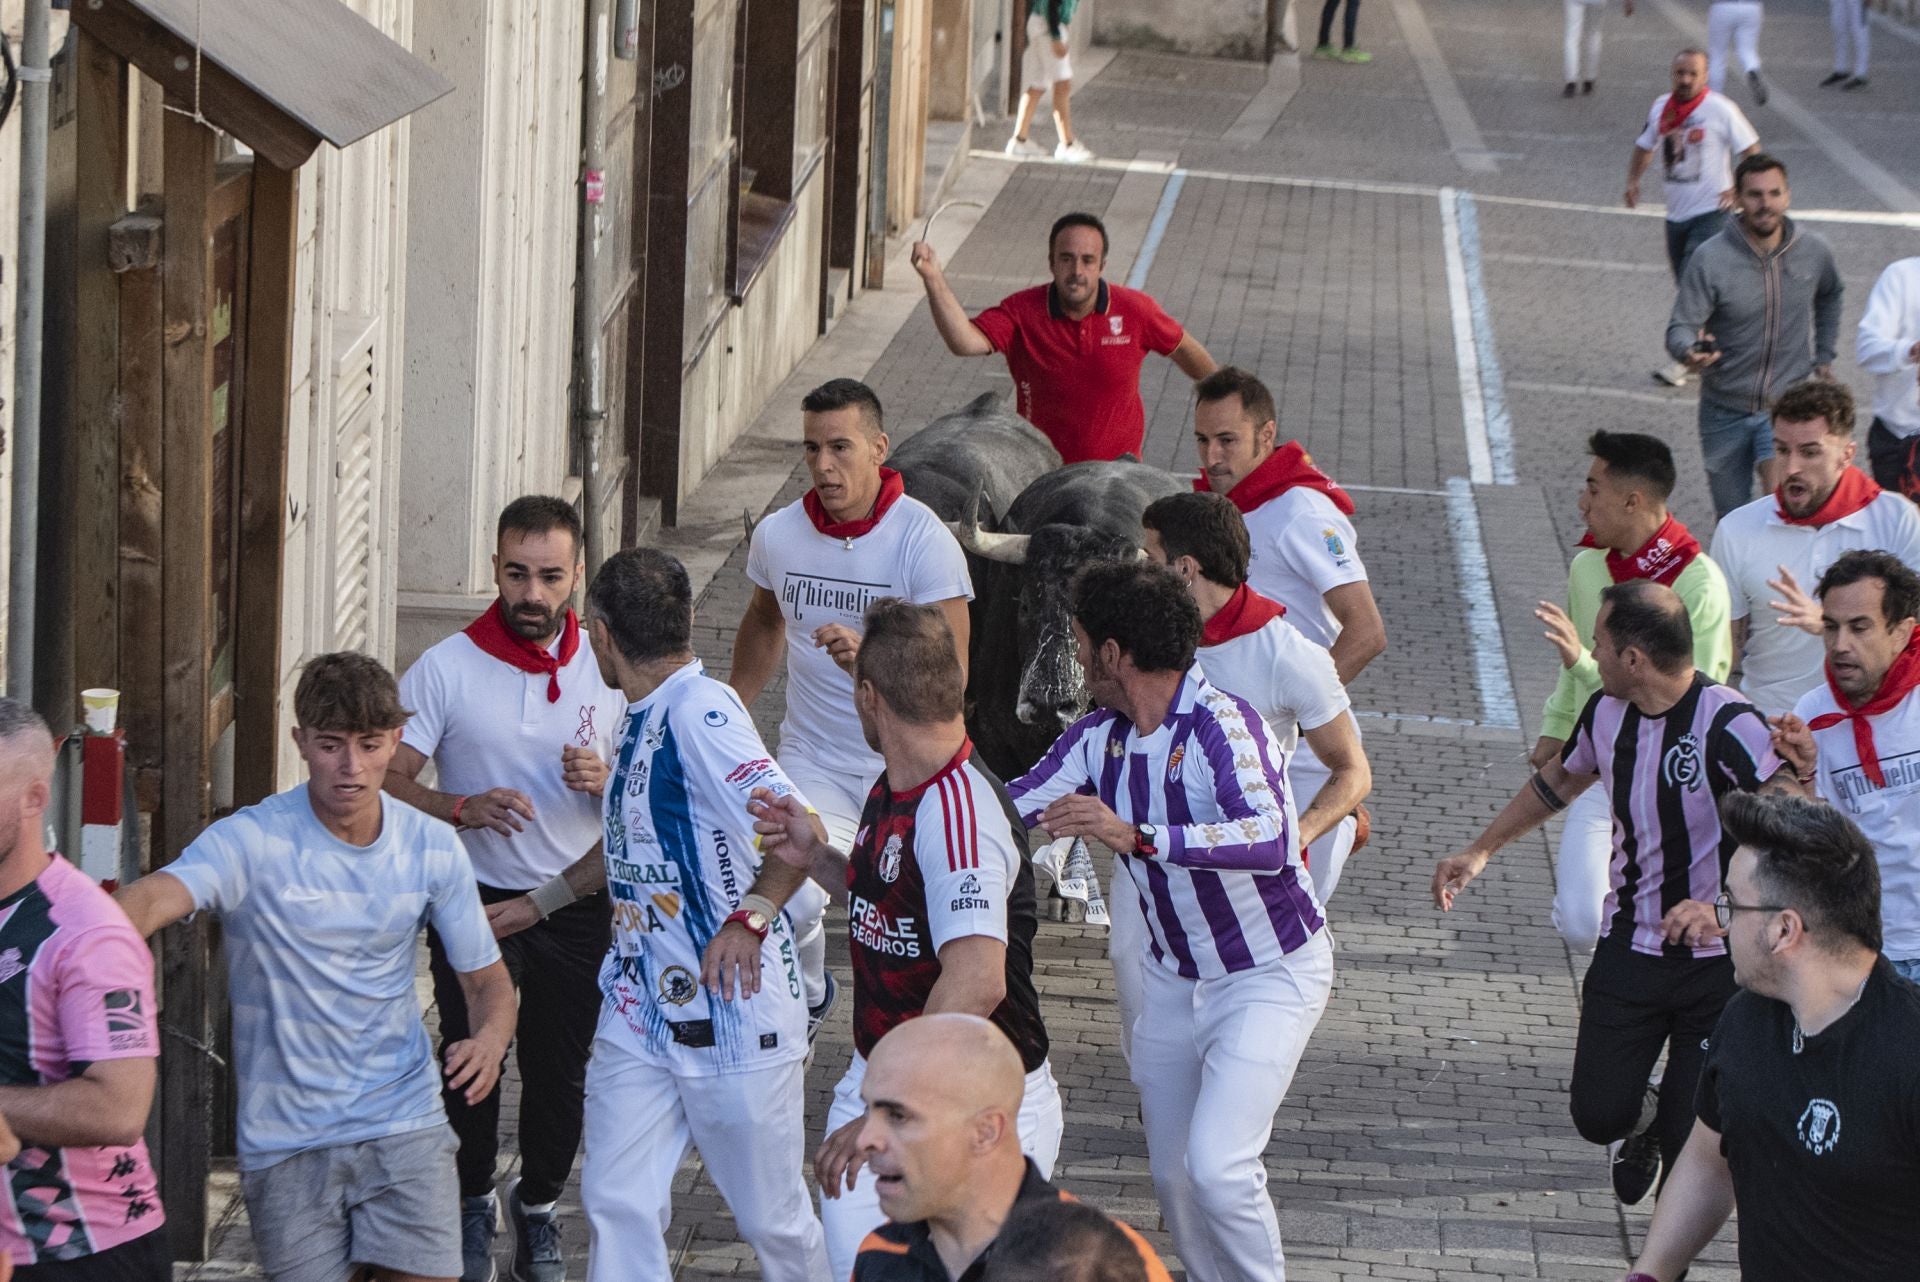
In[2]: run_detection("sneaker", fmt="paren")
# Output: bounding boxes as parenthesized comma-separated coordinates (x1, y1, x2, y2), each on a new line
(1747, 68, 1768, 105)
(1312, 43, 1338, 59)
(1054, 139, 1095, 164)
(1611, 1084, 1664, 1206)
(506, 1179, 565, 1282)
(1843, 76, 1869, 91)
(1003, 135, 1047, 159)
(1652, 361, 1692, 388)
(1581, 79, 1595, 95)
(1819, 71, 1849, 87)
(461, 1192, 501, 1282)
(807, 970, 839, 1049)
(1562, 82, 1577, 98)
(1336, 47, 1373, 64)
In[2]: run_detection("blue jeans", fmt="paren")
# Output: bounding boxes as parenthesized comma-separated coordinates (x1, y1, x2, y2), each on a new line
(1891, 956, 1920, 984)
(1664, 210, 1726, 280)
(1699, 398, 1774, 517)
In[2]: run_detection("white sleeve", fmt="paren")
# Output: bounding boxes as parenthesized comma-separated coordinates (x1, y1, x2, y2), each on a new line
(1894, 502, 1920, 569)
(1275, 510, 1368, 596)
(745, 520, 775, 592)
(677, 684, 815, 833)
(1725, 101, 1759, 154)
(398, 649, 449, 759)
(162, 819, 250, 915)
(907, 516, 976, 605)
(1707, 523, 1751, 622)
(916, 778, 1015, 952)
(1274, 637, 1349, 732)
(429, 837, 504, 973)
(1857, 264, 1915, 376)
(1634, 98, 1664, 151)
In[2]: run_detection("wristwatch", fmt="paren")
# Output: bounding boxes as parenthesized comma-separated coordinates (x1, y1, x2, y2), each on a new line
(725, 908, 770, 940)
(1133, 824, 1160, 857)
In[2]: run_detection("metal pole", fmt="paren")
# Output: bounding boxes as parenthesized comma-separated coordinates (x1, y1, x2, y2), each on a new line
(574, 0, 613, 577)
(8, 0, 51, 702)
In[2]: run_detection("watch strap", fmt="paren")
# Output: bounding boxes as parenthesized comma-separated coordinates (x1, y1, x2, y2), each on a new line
(725, 908, 770, 941)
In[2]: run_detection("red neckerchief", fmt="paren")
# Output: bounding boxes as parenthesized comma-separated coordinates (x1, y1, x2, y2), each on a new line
(803, 468, 905, 539)
(1200, 584, 1287, 647)
(1577, 514, 1701, 586)
(1777, 466, 1883, 528)
(1808, 632, 1920, 787)
(1194, 441, 1356, 517)
(464, 601, 579, 703)
(1659, 87, 1708, 135)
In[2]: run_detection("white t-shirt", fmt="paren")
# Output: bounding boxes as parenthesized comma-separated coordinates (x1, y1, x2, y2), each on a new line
(1710, 489, 1920, 716)
(400, 623, 629, 890)
(745, 494, 973, 776)
(1195, 615, 1350, 758)
(1795, 684, 1920, 960)
(1635, 91, 1759, 224)
(1243, 489, 1369, 650)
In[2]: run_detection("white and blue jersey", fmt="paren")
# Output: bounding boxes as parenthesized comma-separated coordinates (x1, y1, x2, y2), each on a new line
(1008, 667, 1323, 980)
(598, 661, 809, 1076)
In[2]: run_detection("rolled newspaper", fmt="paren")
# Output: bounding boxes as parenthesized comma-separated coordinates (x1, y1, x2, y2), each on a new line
(1034, 835, 1108, 927)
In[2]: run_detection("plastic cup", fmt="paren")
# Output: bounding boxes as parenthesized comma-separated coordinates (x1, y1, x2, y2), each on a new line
(81, 689, 121, 734)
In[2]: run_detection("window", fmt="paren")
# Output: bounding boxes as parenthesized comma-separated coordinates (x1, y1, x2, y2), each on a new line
(728, 0, 836, 296)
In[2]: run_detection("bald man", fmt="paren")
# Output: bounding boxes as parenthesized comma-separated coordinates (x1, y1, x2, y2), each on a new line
(848, 1016, 1169, 1282)
(0, 699, 169, 1278)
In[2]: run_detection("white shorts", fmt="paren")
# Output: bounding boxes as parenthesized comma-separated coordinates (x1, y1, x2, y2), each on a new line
(821, 1051, 1064, 1282)
(1022, 12, 1073, 91)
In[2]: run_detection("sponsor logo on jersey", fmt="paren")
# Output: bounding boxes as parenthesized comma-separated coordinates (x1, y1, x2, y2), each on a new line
(0, 948, 24, 985)
(957, 873, 981, 895)
(576, 704, 598, 748)
(1662, 734, 1703, 792)
(760, 1033, 780, 1049)
(878, 834, 904, 884)
(779, 571, 890, 623)
(713, 828, 742, 902)
(610, 857, 682, 885)
(105, 988, 149, 1050)
(1108, 739, 1125, 758)
(658, 965, 697, 1006)
(1322, 527, 1346, 558)
(651, 892, 683, 918)
(849, 893, 922, 958)
(704, 709, 729, 727)
(1797, 1098, 1841, 1155)
(725, 758, 779, 788)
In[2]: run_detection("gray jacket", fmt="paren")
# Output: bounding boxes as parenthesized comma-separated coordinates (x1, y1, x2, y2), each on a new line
(1665, 215, 1844, 413)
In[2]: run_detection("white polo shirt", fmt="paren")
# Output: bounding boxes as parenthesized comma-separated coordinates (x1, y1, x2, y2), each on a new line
(1710, 489, 1920, 716)
(1243, 488, 1369, 650)
(1795, 683, 1920, 960)
(399, 624, 628, 890)
(745, 494, 972, 779)
(1196, 615, 1350, 759)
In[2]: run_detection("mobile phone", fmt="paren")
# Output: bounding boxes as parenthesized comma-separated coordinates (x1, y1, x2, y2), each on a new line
(1691, 338, 1718, 355)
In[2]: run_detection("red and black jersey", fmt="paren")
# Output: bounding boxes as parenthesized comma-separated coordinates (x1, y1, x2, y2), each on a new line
(846, 740, 1049, 1071)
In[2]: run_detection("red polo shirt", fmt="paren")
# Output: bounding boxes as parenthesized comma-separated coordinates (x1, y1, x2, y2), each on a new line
(972, 280, 1185, 464)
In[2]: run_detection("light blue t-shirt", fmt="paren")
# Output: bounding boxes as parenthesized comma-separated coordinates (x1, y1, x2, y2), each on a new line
(166, 786, 501, 1171)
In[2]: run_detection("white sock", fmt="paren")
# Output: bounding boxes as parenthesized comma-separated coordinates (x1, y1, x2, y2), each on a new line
(522, 1199, 558, 1217)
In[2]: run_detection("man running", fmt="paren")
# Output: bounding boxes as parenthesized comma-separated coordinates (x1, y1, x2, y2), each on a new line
(1704, 0, 1767, 102)
(1857, 254, 1920, 499)
(1535, 431, 1733, 953)
(1823, 0, 1870, 91)
(732, 378, 974, 1043)
(1710, 381, 1920, 718)
(1005, 0, 1091, 161)
(582, 548, 828, 1282)
(747, 599, 1059, 1282)
(911, 213, 1217, 463)
(116, 653, 517, 1282)
(1008, 559, 1329, 1282)
(1434, 583, 1798, 1207)
(387, 495, 627, 1282)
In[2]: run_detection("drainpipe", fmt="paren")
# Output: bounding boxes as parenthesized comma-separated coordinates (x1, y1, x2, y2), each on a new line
(7, 0, 50, 702)
(574, 0, 613, 577)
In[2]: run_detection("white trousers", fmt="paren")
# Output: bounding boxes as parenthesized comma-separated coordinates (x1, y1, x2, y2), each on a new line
(581, 1036, 829, 1282)
(820, 1053, 1065, 1282)
(1563, 0, 1605, 84)
(1131, 931, 1334, 1282)
(1705, 1, 1764, 90)
(1829, 0, 1868, 77)
(779, 751, 877, 1008)
(1551, 784, 1613, 954)
(1110, 856, 1148, 1066)
(1288, 748, 1357, 907)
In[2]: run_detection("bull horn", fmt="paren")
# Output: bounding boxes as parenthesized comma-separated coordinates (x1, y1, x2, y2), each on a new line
(961, 528, 1031, 564)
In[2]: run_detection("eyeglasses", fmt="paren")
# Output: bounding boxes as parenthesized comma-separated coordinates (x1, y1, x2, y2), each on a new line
(1715, 890, 1788, 931)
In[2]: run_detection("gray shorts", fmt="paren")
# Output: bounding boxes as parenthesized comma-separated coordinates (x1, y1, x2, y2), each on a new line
(240, 1124, 462, 1282)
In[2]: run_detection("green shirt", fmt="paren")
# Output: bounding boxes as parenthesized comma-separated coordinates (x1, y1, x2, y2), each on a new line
(1539, 548, 1735, 742)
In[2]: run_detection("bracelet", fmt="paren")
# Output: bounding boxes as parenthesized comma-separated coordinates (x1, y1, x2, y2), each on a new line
(528, 875, 579, 920)
(450, 795, 469, 828)
(1797, 770, 1816, 785)
(1529, 772, 1569, 813)
(738, 893, 779, 922)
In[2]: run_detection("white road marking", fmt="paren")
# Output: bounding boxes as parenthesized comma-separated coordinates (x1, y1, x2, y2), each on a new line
(1126, 170, 1189, 291)
(1440, 189, 1517, 486)
(1223, 53, 1302, 144)
(1445, 477, 1522, 730)
(1508, 379, 1692, 408)
(1486, 253, 1669, 275)
(1388, 0, 1500, 173)
(1345, 483, 1450, 496)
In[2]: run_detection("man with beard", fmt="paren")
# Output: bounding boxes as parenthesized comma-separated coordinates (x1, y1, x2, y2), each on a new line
(910, 212, 1216, 463)
(386, 496, 628, 1282)
(1710, 382, 1920, 719)
(1533, 431, 1732, 954)
(1006, 560, 1329, 1282)
(1667, 154, 1844, 517)
(1770, 551, 1920, 982)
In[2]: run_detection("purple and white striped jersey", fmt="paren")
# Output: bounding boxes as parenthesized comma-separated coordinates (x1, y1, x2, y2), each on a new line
(1007, 667, 1324, 979)
(1562, 674, 1785, 959)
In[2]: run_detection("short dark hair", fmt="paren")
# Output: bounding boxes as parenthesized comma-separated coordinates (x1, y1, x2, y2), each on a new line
(1598, 580, 1693, 675)
(1772, 379, 1856, 437)
(498, 494, 583, 558)
(1735, 152, 1788, 190)
(1141, 492, 1250, 588)
(1193, 366, 1277, 431)
(1815, 549, 1920, 626)
(1721, 791, 1882, 955)
(294, 652, 411, 733)
(585, 548, 693, 664)
(985, 1200, 1149, 1282)
(801, 378, 884, 437)
(1048, 211, 1109, 257)
(1071, 561, 1201, 676)
(1589, 430, 1676, 501)
(855, 599, 964, 725)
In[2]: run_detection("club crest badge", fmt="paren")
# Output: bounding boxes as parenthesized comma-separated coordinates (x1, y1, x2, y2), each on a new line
(879, 834, 904, 884)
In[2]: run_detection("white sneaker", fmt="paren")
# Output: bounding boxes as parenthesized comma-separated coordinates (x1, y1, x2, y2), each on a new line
(1004, 135, 1048, 158)
(1652, 361, 1691, 387)
(1054, 139, 1095, 163)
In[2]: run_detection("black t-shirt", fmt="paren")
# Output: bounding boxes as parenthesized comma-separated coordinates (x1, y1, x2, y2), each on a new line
(1697, 960, 1920, 1281)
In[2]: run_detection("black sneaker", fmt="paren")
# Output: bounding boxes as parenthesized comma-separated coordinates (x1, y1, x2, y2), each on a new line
(1843, 76, 1869, 91)
(461, 1192, 501, 1282)
(1819, 71, 1849, 87)
(1748, 69, 1769, 105)
(1611, 1086, 1664, 1206)
(507, 1179, 565, 1282)
(1581, 79, 1595, 95)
